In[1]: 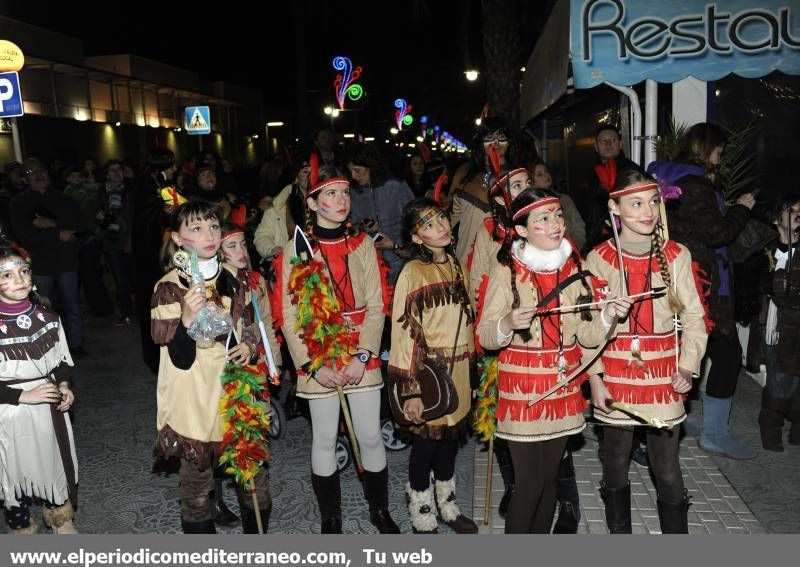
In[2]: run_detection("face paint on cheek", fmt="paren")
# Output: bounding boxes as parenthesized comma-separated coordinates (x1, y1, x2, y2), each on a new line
(531, 225, 547, 234)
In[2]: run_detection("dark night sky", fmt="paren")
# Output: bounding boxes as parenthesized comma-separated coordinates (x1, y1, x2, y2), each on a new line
(2, 0, 543, 142)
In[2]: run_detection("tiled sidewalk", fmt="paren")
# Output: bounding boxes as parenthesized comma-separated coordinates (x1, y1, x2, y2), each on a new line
(472, 432, 767, 534)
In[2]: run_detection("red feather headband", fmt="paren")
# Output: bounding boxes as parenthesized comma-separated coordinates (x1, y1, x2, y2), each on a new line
(512, 197, 561, 222)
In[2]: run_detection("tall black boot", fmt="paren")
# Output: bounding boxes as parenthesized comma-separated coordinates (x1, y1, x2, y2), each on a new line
(657, 490, 690, 534)
(181, 518, 216, 534)
(236, 486, 271, 534)
(362, 468, 400, 533)
(600, 481, 631, 534)
(759, 389, 787, 452)
(311, 471, 342, 534)
(495, 439, 514, 519)
(553, 452, 581, 534)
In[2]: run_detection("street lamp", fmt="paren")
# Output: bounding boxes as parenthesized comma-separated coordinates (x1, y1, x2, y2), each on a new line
(465, 69, 479, 81)
(265, 121, 284, 155)
(323, 107, 340, 130)
(390, 127, 399, 135)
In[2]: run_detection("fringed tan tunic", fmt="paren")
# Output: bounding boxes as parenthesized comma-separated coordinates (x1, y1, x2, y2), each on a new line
(477, 246, 609, 442)
(389, 257, 475, 440)
(584, 239, 708, 427)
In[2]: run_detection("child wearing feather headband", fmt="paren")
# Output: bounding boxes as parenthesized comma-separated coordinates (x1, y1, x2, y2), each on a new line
(477, 188, 631, 534)
(584, 167, 708, 534)
(274, 163, 398, 535)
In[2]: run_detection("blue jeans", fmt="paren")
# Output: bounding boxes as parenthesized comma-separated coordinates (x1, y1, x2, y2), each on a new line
(34, 272, 83, 348)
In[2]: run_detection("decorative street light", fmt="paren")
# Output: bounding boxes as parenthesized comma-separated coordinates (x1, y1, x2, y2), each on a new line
(465, 69, 479, 81)
(265, 121, 284, 154)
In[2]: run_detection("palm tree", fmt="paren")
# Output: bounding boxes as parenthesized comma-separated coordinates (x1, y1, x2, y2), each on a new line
(481, 0, 521, 124)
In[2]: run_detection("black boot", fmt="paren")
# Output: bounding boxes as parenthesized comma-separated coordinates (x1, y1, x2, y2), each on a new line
(362, 468, 400, 534)
(236, 486, 271, 534)
(181, 518, 216, 534)
(495, 440, 515, 519)
(759, 390, 787, 452)
(312, 471, 342, 534)
(657, 490, 690, 534)
(600, 481, 631, 534)
(211, 473, 239, 526)
(434, 477, 478, 534)
(553, 453, 581, 534)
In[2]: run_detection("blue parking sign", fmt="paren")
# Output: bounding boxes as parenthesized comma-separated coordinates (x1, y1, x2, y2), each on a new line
(185, 106, 211, 135)
(0, 72, 24, 118)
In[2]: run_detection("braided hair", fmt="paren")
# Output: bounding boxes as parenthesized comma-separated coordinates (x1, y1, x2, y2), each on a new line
(612, 169, 683, 314)
(401, 197, 473, 323)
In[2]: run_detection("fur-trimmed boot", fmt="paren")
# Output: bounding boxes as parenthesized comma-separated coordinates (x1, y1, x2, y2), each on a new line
(600, 481, 631, 534)
(8, 522, 39, 534)
(42, 502, 78, 535)
(406, 484, 438, 534)
(434, 478, 478, 534)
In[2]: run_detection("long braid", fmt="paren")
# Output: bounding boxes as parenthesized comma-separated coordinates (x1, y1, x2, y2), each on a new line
(496, 237, 532, 342)
(652, 231, 683, 313)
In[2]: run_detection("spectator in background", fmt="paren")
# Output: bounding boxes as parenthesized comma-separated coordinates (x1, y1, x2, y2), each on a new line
(1, 161, 26, 239)
(63, 165, 114, 318)
(579, 125, 644, 254)
(346, 143, 415, 284)
(315, 129, 341, 168)
(651, 122, 758, 460)
(405, 151, 429, 198)
(529, 160, 586, 251)
(10, 158, 86, 356)
(98, 160, 135, 326)
(449, 117, 520, 262)
(133, 148, 176, 373)
(254, 160, 310, 261)
(82, 157, 101, 190)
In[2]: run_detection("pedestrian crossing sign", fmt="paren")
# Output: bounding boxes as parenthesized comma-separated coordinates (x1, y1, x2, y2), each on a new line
(185, 106, 211, 135)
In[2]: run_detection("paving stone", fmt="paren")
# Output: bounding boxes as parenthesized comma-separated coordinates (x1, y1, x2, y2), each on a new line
(706, 473, 728, 487)
(709, 499, 733, 514)
(633, 494, 656, 510)
(689, 523, 709, 535)
(718, 513, 745, 529)
(742, 520, 767, 534)
(587, 520, 608, 534)
(704, 520, 728, 534)
(584, 508, 605, 522)
(717, 485, 739, 499)
(581, 494, 602, 509)
(697, 481, 723, 500)
(632, 524, 648, 534)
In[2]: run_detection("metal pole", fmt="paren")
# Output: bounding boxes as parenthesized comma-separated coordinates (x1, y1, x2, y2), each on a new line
(604, 82, 642, 166)
(198, 134, 203, 151)
(265, 124, 269, 155)
(11, 118, 23, 162)
(644, 79, 658, 169)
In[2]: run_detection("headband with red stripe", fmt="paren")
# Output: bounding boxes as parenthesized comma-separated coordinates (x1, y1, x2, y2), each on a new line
(221, 228, 245, 241)
(308, 177, 350, 197)
(609, 181, 659, 199)
(512, 196, 561, 222)
(490, 167, 528, 196)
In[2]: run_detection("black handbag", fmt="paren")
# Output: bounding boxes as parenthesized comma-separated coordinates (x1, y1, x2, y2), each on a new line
(389, 307, 463, 427)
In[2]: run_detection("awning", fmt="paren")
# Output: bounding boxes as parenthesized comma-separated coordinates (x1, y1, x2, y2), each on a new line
(521, 0, 800, 122)
(520, 0, 571, 123)
(571, 0, 800, 89)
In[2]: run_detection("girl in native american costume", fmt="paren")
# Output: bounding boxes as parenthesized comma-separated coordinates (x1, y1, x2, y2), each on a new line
(274, 164, 398, 534)
(585, 167, 708, 534)
(467, 162, 530, 522)
(151, 200, 270, 534)
(389, 198, 478, 534)
(470, 162, 585, 532)
(477, 188, 630, 534)
(0, 244, 78, 534)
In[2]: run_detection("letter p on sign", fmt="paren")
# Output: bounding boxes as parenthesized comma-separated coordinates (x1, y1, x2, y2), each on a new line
(0, 72, 24, 117)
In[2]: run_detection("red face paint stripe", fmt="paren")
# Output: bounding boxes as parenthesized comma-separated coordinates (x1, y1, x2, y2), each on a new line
(512, 197, 561, 222)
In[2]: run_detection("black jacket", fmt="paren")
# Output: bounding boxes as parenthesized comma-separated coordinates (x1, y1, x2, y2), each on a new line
(665, 166, 750, 339)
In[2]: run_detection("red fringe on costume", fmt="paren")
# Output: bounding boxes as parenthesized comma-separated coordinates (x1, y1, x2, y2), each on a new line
(374, 248, 393, 317)
(499, 343, 581, 371)
(594, 238, 681, 270)
(496, 389, 587, 422)
(691, 260, 715, 333)
(605, 381, 684, 405)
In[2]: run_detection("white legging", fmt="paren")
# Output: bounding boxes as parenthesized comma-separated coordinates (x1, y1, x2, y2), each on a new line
(308, 389, 386, 476)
